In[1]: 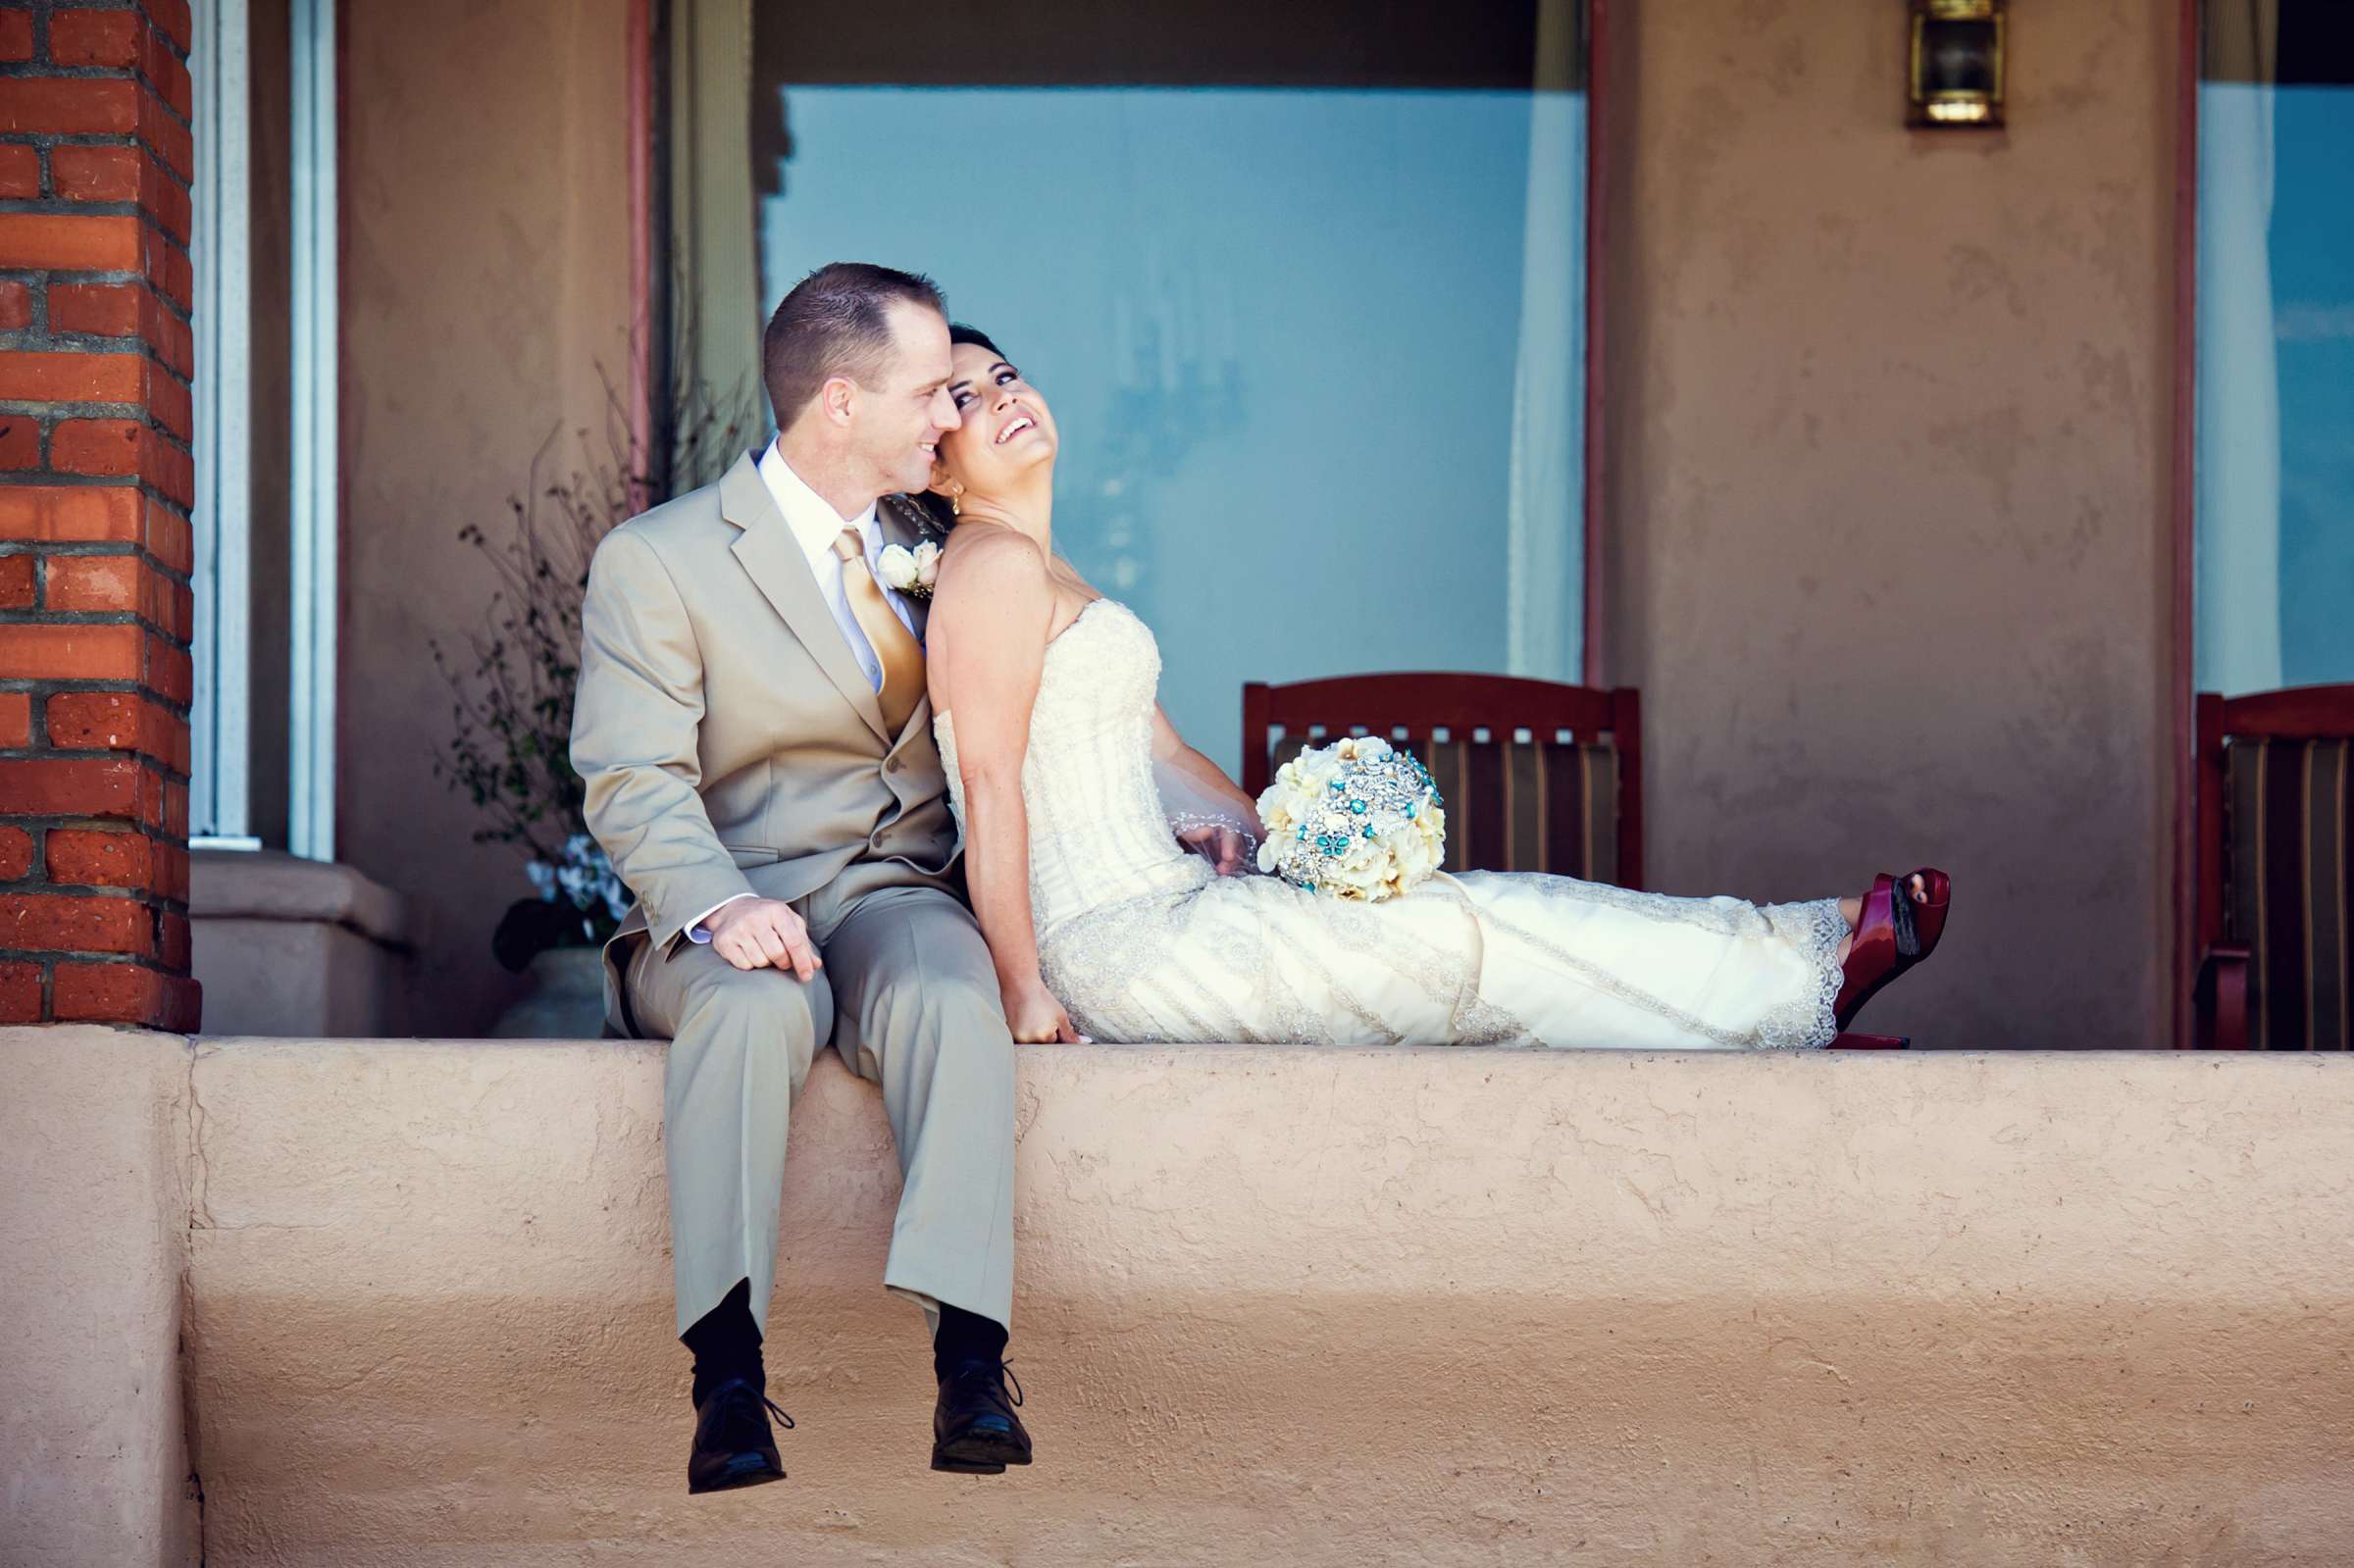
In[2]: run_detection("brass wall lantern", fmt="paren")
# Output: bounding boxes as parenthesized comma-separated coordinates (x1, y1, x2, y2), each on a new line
(1909, 0, 2006, 128)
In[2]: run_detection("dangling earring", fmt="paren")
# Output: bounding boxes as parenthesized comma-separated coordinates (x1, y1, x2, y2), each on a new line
(948, 483, 963, 519)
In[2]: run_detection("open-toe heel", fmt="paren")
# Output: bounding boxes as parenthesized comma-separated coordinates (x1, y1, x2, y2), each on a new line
(1832, 868, 1951, 1037)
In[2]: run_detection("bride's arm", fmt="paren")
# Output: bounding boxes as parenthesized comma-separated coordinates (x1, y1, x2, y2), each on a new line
(1150, 704, 1266, 872)
(1049, 564, 1265, 862)
(930, 531, 1081, 1044)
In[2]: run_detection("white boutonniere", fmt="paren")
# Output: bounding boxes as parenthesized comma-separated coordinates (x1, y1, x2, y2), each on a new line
(877, 539, 942, 599)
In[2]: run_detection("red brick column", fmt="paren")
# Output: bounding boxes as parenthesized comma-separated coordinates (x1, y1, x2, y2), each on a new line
(0, 0, 201, 1030)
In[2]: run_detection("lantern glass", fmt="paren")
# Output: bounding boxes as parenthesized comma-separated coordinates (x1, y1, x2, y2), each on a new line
(1909, 2, 2005, 128)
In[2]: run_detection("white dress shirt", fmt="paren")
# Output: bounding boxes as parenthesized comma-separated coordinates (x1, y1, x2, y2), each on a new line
(688, 440, 921, 943)
(757, 438, 919, 685)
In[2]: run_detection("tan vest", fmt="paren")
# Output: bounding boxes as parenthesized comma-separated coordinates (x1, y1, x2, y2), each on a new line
(572, 454, 956, 1018)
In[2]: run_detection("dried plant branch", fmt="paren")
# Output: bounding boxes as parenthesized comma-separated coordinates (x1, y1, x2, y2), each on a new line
(431, 341, 759, 956)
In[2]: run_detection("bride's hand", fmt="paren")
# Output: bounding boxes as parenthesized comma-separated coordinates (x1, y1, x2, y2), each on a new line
(1002, 976, 1084, 1044)
(1177, 825, 1253, 877)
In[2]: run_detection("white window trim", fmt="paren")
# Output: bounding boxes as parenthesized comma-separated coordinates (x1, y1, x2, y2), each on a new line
(190, 0, 338, 859)
(288, 0, 338, 861)
(190, 0, 255, 850)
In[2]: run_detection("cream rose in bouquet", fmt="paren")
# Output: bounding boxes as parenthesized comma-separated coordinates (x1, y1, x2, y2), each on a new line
(1254, 734, 1447, 901)
(877, 538, 942, 598)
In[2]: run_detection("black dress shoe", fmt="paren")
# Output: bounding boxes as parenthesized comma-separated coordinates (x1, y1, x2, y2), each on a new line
(687, 1377, 793, 1494)
(932, 1358, 1032, 1474)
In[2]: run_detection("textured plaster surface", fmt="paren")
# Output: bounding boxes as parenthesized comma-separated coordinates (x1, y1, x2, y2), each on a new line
(337, 0, 633, 1036)
(179, 1038, 2354, 1566)
(191, 920, 412, 1038)
(0, 1027, 199, 1568)
(1601, 0, 2180, 1048)
(190, 849, 411, 944)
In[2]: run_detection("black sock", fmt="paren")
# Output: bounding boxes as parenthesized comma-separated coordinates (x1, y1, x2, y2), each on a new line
(683, 1278, 764, 1406)
(934, 1302, 1009, 1378)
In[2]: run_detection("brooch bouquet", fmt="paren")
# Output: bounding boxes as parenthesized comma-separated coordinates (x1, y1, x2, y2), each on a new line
(1254, 735, 1446, 901)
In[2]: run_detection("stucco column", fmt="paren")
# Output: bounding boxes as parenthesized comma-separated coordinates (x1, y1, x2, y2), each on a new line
(0, 0, 202, 1031)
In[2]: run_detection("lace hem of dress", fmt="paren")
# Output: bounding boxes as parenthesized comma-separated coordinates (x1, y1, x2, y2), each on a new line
(1754, 897, 1850, 1050)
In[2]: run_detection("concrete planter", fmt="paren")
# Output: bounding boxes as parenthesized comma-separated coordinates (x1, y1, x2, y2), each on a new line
(487, 945, 607, 1038)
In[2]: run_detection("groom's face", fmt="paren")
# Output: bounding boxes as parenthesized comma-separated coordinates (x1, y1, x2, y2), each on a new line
(851, 301, 960, 497)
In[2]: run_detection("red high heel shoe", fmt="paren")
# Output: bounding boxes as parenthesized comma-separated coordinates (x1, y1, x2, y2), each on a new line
(1827, 868, 1950, 1046)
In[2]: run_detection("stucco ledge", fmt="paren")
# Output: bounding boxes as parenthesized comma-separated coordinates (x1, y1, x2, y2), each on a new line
(179, 1038, 2354, 1565)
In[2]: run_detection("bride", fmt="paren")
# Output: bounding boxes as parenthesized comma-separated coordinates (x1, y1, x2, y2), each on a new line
(915, 327, 1948, 1050)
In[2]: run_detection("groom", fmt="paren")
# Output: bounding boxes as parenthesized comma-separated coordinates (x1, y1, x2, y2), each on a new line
(572, 263, 1030, 1491)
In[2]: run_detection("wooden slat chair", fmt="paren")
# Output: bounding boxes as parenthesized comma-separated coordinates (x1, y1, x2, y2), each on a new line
(1241, 672, 1906, 1049)
(2192, 684, 2354, 1050)
(1241, 673, 1643, 886)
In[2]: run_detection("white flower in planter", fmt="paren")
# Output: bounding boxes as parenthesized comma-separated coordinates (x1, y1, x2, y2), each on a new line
(528, 833, 632, 924)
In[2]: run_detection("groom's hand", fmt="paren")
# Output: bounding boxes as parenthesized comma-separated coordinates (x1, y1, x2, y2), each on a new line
(703, 897, 822, 981)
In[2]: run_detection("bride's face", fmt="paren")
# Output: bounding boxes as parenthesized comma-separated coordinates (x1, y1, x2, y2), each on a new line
(932, 341, 1057, 505)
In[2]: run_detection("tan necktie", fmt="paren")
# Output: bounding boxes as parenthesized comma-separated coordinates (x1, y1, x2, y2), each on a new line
(833, 528, 925, 735)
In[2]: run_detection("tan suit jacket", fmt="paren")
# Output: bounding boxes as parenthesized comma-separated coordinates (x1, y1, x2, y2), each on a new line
(573, 453, 957, 1032)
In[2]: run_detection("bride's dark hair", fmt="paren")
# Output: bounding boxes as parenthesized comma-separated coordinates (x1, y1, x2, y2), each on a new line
(902, 324, 1006, 535)
(949, 324, 1003, 358)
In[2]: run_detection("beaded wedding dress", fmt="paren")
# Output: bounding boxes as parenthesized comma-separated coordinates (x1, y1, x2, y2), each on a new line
(935, 599, 1846, 1049)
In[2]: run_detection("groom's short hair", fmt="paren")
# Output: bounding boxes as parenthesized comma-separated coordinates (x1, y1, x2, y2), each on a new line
(763, 263, 948, 430)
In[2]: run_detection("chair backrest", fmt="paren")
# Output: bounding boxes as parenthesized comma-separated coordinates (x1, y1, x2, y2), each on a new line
(2197, 685, 2354, 1050)
(1242, 673, 1643, 887)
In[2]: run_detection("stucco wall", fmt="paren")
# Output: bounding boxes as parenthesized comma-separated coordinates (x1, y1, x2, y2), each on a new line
(1599, 0, 2180, 1049)
(180, 1038, 2354, 1566)
(0, 1028, 198, 1568)
(337, 0, 633, 1034)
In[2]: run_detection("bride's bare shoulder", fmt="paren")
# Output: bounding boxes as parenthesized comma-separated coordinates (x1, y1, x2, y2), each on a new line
(939, 524, 1047, 582)
(932, 527, 1053, 641)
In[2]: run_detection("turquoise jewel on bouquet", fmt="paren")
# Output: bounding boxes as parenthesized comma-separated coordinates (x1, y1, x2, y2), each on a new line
(1253, 733, 1447, 902)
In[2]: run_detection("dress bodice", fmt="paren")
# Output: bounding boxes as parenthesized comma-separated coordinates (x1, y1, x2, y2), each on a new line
(935, 599, 1211, 946)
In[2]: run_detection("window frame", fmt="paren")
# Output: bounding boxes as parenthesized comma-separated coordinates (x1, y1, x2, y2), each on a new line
(187, 0, 340, 860)
(645, 0, 1614, 689)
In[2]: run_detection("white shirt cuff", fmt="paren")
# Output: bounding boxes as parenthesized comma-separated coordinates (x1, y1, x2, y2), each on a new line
(685, 891, 758, 942)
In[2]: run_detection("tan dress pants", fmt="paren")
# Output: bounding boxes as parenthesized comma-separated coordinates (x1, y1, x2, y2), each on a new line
(626, 862, 1017, 1339)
